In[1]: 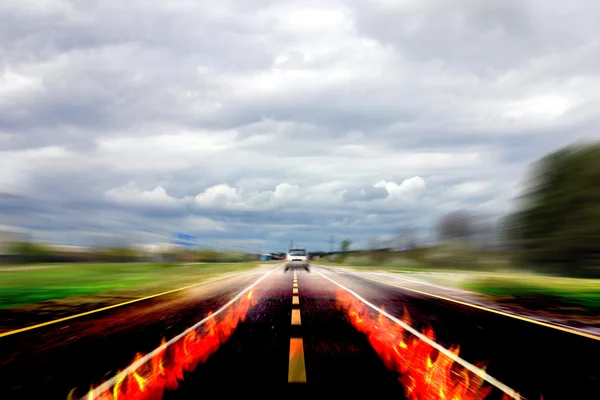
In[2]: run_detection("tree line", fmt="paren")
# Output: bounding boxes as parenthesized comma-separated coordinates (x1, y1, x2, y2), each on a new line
(437, 142, 600, 277)
(1, 242, 258, 264)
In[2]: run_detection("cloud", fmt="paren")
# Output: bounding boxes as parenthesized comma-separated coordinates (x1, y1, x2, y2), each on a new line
(106, 182, 192, 208)
(343, 186, 388, 202)
(444, 181, 491, 198)
(194, 184, 241, 207)
(374, 176, 426, 201)
(193, 181, 339, 211)
(2, 0, 600, 250)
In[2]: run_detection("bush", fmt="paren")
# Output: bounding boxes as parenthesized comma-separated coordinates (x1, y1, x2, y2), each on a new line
(9, 241, 61, 263)
(98, 247, 141, 262)
(195, 249, 220, 262)
(386, 257, 423, 269)
(343, 255, 378, 266)
(216, 250, 255, 263)
(422, 243, 479, 269)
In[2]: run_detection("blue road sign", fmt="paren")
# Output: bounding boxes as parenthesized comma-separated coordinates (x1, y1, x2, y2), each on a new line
(172, 233, 197, 248)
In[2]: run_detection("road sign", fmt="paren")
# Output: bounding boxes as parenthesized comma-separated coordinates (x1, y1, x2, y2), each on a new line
(172, 233, 197, 248)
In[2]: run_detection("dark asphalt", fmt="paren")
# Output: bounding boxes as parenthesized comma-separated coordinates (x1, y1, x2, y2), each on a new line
(317, 266, 600, 400)
(1, 265, 598, 399)
(0, 270, 262, 400)
(163, 269, 402, 398)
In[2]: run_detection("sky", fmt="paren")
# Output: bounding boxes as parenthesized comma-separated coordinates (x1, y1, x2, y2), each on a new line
(1, 0, 600, 253)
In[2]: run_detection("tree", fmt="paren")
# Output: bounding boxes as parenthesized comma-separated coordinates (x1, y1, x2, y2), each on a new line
(498, 213, 520, 251)
(340, 239, 352, 253)
(9, 241, 60, 263)
(512, 143, 600, 276)
(470, 216, 496, 251)
(437, 210, 473, 243)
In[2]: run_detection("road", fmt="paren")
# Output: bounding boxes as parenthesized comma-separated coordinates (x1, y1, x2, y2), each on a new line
(0, 264, 598, 399)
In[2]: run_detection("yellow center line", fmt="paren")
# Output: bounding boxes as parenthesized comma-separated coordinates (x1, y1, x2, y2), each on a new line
(291, 309, 301, 325)
(292, 296, 299, 305)
(293, 288, 298, 294)
(363, 276, 600, 342)
(288, 338, 307, 383)
(293, 283, 298, 288)
(0, 273, 239, 338)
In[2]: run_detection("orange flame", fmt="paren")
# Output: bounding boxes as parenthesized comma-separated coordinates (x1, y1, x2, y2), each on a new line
(335, 289, 497, 400)
(71, 290, 258, 400)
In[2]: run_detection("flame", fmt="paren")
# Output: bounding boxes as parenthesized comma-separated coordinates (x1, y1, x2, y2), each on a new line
(71, 290, 258, 400)
(335, 289, 499, 400)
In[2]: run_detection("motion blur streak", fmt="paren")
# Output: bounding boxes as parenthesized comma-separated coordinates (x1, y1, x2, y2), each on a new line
(320, 272, 520, 399)
(336, 289, 494, 400)
(70, 291, 257, 400)
(68, 268, 275, 400)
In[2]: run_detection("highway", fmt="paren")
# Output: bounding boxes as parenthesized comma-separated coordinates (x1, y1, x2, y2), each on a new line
(0, 264, 598, 399)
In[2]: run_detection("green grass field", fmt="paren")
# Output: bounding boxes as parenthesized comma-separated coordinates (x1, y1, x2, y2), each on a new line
(0, 262, 263, 309)
(462, 274, 600, 311)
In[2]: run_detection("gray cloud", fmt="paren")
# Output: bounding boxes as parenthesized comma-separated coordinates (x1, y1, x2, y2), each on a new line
(2, 0, 600, 251)
(343, 186, 388, 202)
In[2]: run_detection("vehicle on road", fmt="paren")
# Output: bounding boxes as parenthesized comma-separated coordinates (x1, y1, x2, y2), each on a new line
(285, 247, 310, 272)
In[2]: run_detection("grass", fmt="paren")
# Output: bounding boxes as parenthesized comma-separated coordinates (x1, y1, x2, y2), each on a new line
(0, 261, 263, 309)
(320, 253, 600, 312)
(461, 274, 600, 311)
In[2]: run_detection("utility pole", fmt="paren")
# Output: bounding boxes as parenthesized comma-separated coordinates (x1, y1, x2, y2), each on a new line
(328, 235, 334, 253)
(290, 240, 293, 248)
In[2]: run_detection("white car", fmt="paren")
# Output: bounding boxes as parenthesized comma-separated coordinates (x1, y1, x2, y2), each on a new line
(285, 248, 310, 272)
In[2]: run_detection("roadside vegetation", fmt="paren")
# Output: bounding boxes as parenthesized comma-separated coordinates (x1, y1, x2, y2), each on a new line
(319, 143, 600, 314)
(1, 241, 258, 265)
(462, 274, 600, 311)
(321, 249, 600, 312)
(0, 261, 263, 309)
(320, 244, 511, 273)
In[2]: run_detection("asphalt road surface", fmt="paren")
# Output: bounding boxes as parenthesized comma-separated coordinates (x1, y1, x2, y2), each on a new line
(1, 264, 598, 400)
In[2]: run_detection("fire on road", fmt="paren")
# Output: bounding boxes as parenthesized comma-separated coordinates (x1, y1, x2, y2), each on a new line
(1, 264, 597, 400)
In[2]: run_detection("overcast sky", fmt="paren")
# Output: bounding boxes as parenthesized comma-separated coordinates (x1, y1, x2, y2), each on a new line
(1, 0, 599, 252)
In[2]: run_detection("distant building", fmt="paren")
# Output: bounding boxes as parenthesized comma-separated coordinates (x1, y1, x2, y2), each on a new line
(260, 254, 272, 261)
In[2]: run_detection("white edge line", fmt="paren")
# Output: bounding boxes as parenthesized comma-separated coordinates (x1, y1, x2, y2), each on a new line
(317, 265, 600, 340)
(358, 272, 600, 341)
(369, 271, 475, 295)
(317, 271, 522, 400)
(82, 264, 280, 400)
